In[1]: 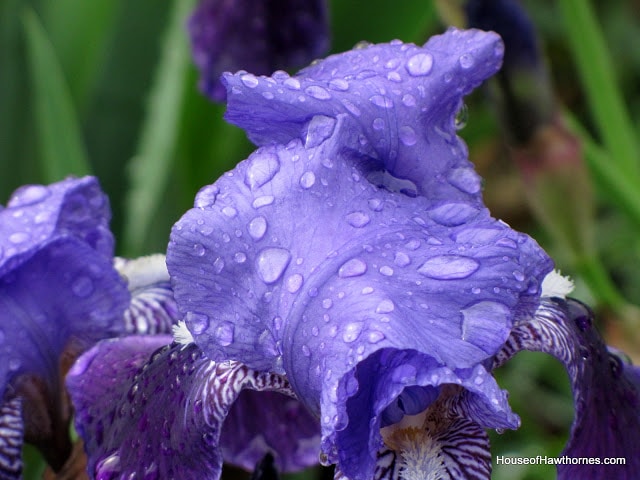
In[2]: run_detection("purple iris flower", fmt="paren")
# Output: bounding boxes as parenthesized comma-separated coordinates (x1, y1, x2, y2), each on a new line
(0, 177, 129, 477)
(189, 0, 329, 102)
(66, 256, 321, 479)
(166, 27, 562, 479)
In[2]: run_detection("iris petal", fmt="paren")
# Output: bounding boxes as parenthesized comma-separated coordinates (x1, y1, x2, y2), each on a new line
(0, 177, 129, 469)
(496, 298, 640, 479)
(67, 337, 320, 479)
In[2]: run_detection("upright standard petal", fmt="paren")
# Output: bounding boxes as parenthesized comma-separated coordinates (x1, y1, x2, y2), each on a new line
(189, 0, 329, 101)
(67, 336, 320, 479)
(0, 177, 129, 473)
(168, 29, 553, 479)
(495, 297, 640, 479)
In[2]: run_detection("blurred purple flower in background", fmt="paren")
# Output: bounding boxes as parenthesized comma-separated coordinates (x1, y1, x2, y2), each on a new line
(189, 0, 329, 102)
(0, 177, 129, 477)
(167, 27, 559, 479)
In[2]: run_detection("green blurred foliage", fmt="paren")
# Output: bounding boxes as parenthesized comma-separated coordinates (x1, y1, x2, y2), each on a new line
(1, 0, 640, 479)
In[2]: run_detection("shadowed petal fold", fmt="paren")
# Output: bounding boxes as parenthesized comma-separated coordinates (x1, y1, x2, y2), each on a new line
(495, 298, 640, 479)
(67, 336, 320, 479)
(168, 28, 554, 479)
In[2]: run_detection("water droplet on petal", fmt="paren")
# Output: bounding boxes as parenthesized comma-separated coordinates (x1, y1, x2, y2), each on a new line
(222, 206, 237, 218)
(191, 243, 206, 256)
(372, 118, 385, 131)
(399, 126, 417, 146)
(8, 232, 29, 244)
(216, 322, 235, 346)
(343, 322, 364, 343)
(376, 299, 395, 313)
(284, 78, 301, 90)
(512, 270, 525, 282)
(252, 195, 274, 208)
(345, 211, 370, 228)
(367, 198, 383, 211)
(379, 266, 394, 276)
(328, 79, 349, 91)
(248, 216, 267, 240)
(286, 273, 304, 293)
(394, 252, 411, 267)
(341, 99, 361, 116)
(10, 185, 50, 206)
(245, 153, 280, 190)
(241, 73, 259, 88)
(455, 103, 469, 130)
(338, 258, 367, 278)
(405, 239, 420, 250)
(429, 202, 478, 226)
(401, 94, 416, 107)
(353, 40, 372, 50)
(186, 312, 209, 335)
(369, 95, 393, 108)
(418, 255, 479, 279)
(213, 257, 225, 274)
(234, 252, 247, 263)
(195, 186, 219, 208)
(8, 359, 21, 371)
(406, 53, 434, 76)
(256, 247, 291, 284)
(72, 276, 94, 297)
(497, 237, 518, 249)
(301, 345, 311, 356)
(306, 115, 337, 148)
(386, 71, 402, 82)
(305, 85, 331, 100)
(459, 53, 474, 69)
(367, 331, 385, 343)
(448, 167, 481, 194)
(299, 171, 316, 189)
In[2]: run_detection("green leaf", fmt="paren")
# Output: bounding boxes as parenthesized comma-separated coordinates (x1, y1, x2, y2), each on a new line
(558, 0, 640, 180)
(22, 8, 91, 182)
(122, 0, 196, 256)
(566, 113, 640, 229)
(41, 0, 123, 113)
